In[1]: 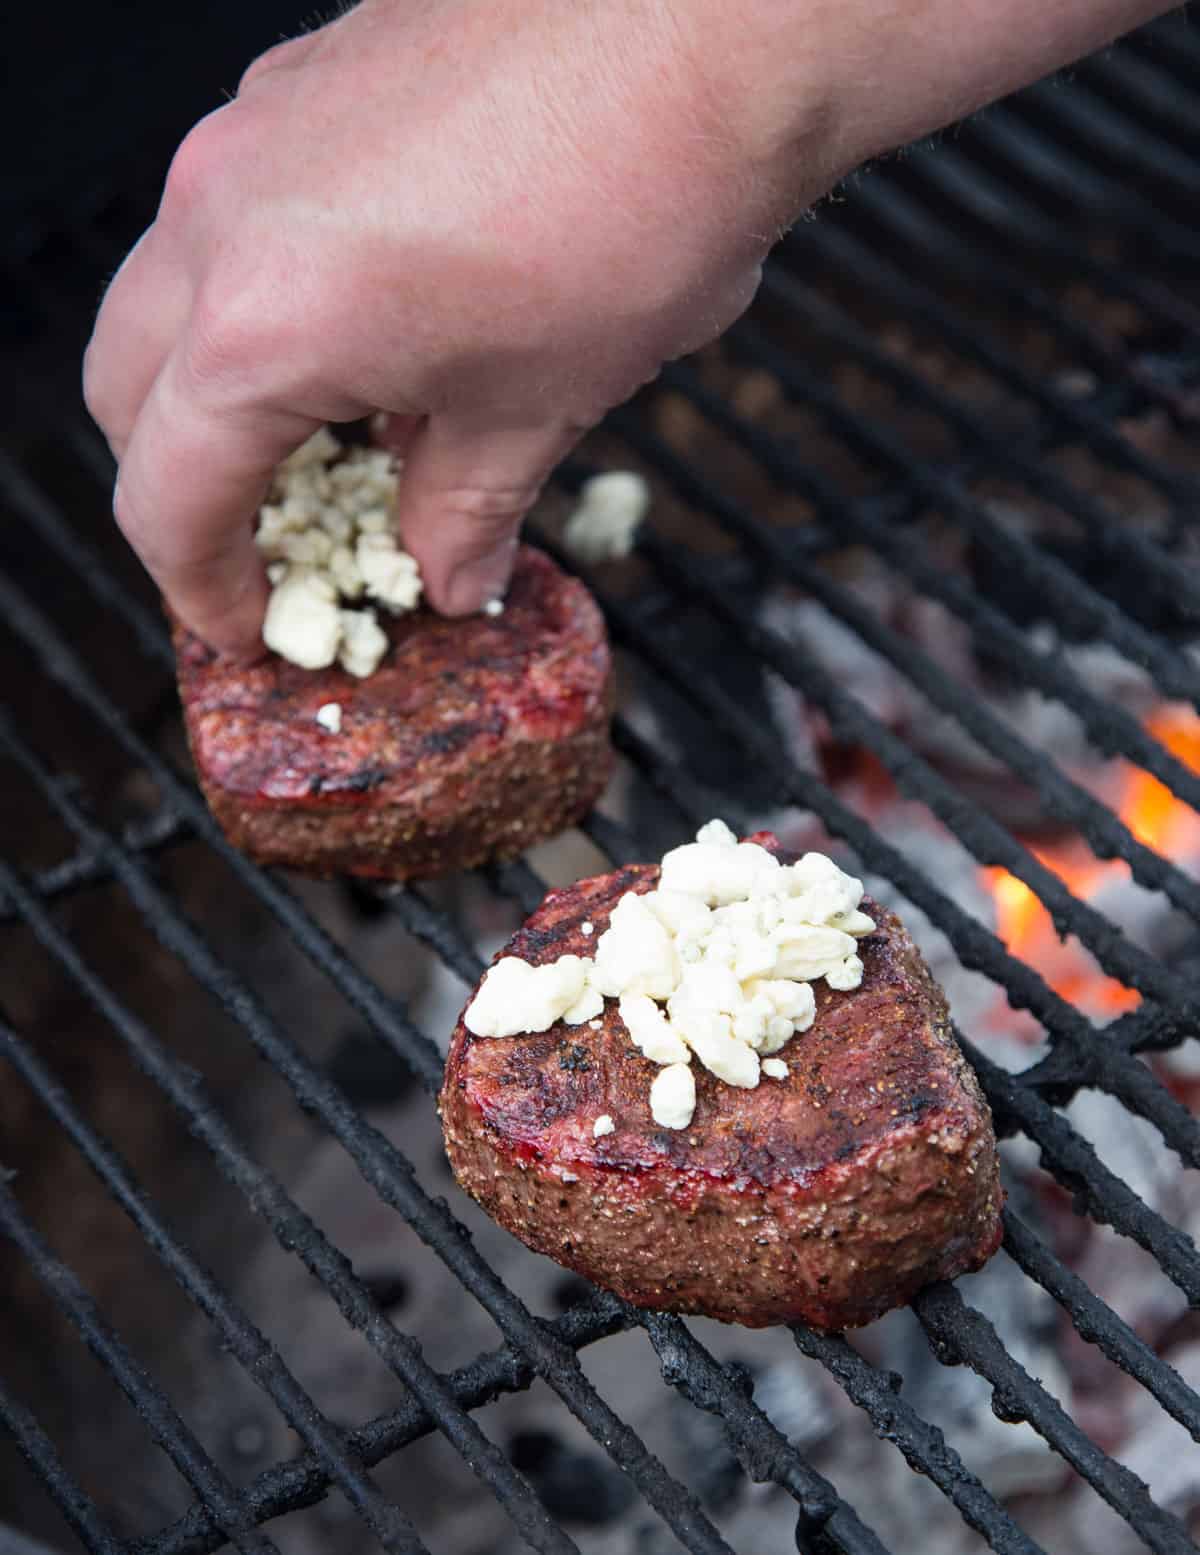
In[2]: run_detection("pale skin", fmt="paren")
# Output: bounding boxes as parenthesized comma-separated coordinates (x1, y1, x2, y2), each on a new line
(84, 0, 1172, 658)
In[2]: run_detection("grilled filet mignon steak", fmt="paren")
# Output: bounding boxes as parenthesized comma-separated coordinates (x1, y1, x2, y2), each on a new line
(441, 834, 1003, 1329)
(174, 547, 614, 880)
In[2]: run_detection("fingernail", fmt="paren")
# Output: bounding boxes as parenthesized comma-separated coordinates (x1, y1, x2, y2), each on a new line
(441, 541, 517, 616)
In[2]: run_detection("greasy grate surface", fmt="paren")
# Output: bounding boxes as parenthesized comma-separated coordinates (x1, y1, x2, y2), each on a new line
(2, 11, 1200, 1554)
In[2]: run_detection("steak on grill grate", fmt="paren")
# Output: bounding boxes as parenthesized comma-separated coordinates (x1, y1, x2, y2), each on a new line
(173, 546, 614, 879)
(441, 834, 1003, 1329)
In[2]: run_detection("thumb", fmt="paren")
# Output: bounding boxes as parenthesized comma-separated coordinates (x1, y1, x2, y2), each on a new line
(393, 414, 581, 616)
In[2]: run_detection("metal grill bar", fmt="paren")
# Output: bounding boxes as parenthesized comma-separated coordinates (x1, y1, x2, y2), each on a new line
(0, 721, 740, 1555)
(960, 1038, 1200, 1303)
(723, 315, 1200, 709)
(0, 484, 907, 1552)
(897, 145, 1200, 346)
(624, 508, 1200, 1159)
(399, 793, 1200, 1555)
(831, 175, 1200, 425)
(914, 1285, 1197, 1555)
(5, 32, 1200, 1548)
(0, 807, 189, 923)
(787, 1322, 1044, 1555)
(442, 844, 1050, 1555)
(626, 377, 1200, 924)
(1081, 43, 1200, 148)
(1015, 76, 1200, 201)
(4, 426, 1193, 1555)
(1000, 1210, 1200, 1444)
(0, 844, 583, 1555)
(790, 218, 1198, 509)
(0, 1182, 288, 1555)
(0, 1377, 124, 1555)
(963, 110, 1200, 262)
(139, 1293, 632, 1555)
(662, 349, 1200, 791)
(538, 524, 1200, 1173)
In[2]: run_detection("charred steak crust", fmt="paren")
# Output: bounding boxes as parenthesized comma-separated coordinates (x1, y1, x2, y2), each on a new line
(441, 835, 1003, 1329)
(174, 547, 614, 880)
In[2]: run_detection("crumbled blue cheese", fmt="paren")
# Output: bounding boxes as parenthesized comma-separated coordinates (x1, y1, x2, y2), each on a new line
(593, 1114, 615, 1138)
(460, 821, 875, 1133)
(761, 1058, 788, 1080)
(618, 993, 690, 1065)
(315, 702, 342, 734)
(562, 471, 650, 563)
(262, 569, 341, 669)
(649, 1063, 696, 1130)
(464, 955, 594, 1038)
(255, 429, 423, 676)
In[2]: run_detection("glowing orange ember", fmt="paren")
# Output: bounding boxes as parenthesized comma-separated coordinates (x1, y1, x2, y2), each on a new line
(984, 705, 1200, 1021)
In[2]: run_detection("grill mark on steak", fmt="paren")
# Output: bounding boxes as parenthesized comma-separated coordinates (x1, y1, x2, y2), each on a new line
(441, 836, 1004, 1329)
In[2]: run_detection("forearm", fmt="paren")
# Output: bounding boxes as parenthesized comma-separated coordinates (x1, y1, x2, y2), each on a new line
(682, 0, 1176, 215)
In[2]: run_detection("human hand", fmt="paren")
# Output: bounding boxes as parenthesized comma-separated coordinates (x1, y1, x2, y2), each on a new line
(84, 0, 812, 656)
(85, 0, 1170, 659)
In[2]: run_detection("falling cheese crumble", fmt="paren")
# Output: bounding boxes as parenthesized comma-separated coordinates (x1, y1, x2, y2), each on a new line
(463, 820, 875, 1132)
(592, 1114, 615, 1138)
(315, 702, 343, 734)
(562, 471, 650, 563)
(257, 428, 423, 677)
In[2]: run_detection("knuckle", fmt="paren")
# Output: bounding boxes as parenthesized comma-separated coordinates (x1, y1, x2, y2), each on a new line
(160, 108, 239, 222)
(238, 34, 309, 94)
(437, 484, 542, 529)
(181, 285, 278, 398)
(238, 41, 290, 94)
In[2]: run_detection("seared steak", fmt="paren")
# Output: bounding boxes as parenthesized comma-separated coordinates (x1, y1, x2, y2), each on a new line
(441, 835, 1002, 1329)
(174, 547, 613, 879)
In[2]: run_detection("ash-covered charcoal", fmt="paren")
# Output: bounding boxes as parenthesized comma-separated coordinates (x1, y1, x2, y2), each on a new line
(1049, 1340, 1200, 1555)
(755, 546, 1187, 832)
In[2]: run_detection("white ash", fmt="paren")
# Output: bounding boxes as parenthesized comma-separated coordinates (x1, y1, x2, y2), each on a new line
(757, 555, 1177, 805)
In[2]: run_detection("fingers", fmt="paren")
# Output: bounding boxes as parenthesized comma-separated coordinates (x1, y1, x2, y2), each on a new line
(394, 415, 581, 615)
(370, 410, 423, 464)
(115, 346, 321, 657)
(83, 226, 192, 460)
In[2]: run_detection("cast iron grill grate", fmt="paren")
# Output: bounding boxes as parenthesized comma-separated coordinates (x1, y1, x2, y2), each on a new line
(2, 11, 1199, 1554)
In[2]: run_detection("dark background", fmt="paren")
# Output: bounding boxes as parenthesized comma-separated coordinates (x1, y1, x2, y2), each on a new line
(10, 4, 310, 262)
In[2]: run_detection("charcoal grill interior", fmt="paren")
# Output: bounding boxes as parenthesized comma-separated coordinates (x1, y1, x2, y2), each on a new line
(3, 9, 1200, 1554)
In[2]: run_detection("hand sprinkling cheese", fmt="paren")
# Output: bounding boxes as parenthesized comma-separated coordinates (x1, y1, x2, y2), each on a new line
(460, 821, 876, 1132)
